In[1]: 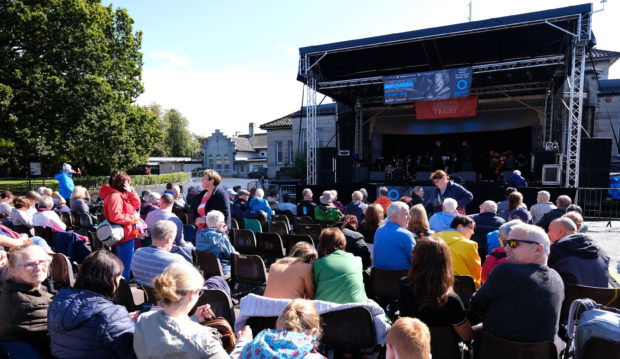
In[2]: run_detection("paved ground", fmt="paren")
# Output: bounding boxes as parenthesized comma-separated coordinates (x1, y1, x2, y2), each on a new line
(583, 220, 620, 281)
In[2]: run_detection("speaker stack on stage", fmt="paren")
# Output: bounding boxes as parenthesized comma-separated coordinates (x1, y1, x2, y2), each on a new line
(317, 148, 337, 185)
(579, 138, 611, 188)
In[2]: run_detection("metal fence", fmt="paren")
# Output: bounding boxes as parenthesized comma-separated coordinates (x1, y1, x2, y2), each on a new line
(575, 188, 620, 220)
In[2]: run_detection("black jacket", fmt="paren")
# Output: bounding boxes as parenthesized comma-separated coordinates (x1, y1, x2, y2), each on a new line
(536, 208, 566, 232)
(297, 200, 316, 218)
(472, 212, 505, 250)
(342, 228, 372, 270)
(191, 186, 231, 229)
(548, 233, 610, 287)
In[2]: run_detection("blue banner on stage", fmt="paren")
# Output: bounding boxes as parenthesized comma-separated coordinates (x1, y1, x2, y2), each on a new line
(383, 67, 473, 104)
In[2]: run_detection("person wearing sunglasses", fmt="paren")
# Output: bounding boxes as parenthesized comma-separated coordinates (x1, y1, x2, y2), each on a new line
(470, 223, 564, 345)
(0, 241, 54, 356)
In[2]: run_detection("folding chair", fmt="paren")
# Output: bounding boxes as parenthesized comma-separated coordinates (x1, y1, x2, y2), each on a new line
(232, 229, 257, 254)
(320, 307, 378, 357)
(195, 250, 229, 280)
(172, 206, 187, 224)
(369, 267, 408, 302)
(50, 253, 76, 289)
(284, 234, 315, 252)
(141, 285, 159, 305)
(271, 215, 290, 232)
(256, 232, 286, 265)
(61, 211, 74, 228)
(454, 275, 476, 309)
(268, 221, 289, 236)
(473, 332, 557, 359)
(560, 284, 620, 324)
(296, 223, 322, 243)
(13, 224, 33, 237)
(231, 253, 268, 296)
(243, 218, 263, 234)
(71, 212, 81, 230)
(190, 289, 236, 326)
(582, 337, 620, 359)
(316, 220, 337, 229)
(294, 216, 314, 227)
(113, 278, 145, 312)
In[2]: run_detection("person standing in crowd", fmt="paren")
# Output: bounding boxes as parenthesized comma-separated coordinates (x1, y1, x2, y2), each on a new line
(426, 170, 473, 215)
(507, 169, 527, 187)
(55, 163, 76, 200)
(297, 188, 316, 218)
(429, 198, 458, 233)
(374, 202, 416, 270)
(386, 317, 431, 359)
(314, 191, 343, 221)
(530, 190, 557, 225)
(472, 200, 505, 262)
(100, 172, 141, 280)
(48, 250, 135, 358)
(192, 169, 231, 229)
(345, 190, 368, 225)
(470, 224, 564, 344)
(434, 215, 482, 287)
(547, 217, 609, 287)
(373, 186, 392, 212)
(537, 195, 572, 231)
(0, 242, 54, 356)
(145, 194, 188, 247)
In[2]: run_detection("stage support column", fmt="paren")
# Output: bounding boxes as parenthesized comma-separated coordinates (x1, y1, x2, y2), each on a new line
(354, 99, 363, 158)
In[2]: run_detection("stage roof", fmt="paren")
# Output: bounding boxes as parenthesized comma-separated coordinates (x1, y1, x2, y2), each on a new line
(298, 3, 593, 105)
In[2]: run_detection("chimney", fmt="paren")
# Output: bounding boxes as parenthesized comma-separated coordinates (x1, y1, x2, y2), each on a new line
(248, 122, 255, 137)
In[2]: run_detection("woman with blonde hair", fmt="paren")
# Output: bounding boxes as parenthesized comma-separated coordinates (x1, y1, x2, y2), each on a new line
(240, 299, 324, 358)
(70, 185, 91, 214)
(134, 262, 252, 358)
(408, 204, 433, 239)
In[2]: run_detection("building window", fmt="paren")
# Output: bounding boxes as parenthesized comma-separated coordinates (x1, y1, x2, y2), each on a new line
(215, 154, 222, 169)
(223, 154, 230, 170)
(288, 140, 293, 164)
(276, 141, 283, 164)
(208, 154, 214, 168)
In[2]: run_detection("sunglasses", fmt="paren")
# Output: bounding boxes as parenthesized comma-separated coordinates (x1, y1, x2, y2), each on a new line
(505, 239, 539, 249)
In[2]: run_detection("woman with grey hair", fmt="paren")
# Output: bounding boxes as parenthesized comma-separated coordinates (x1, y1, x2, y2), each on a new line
(32, 196, 66, 231)
(195, 210, 237, 275)
(140, 192, 161, 220)
(481, 220, 521, 282)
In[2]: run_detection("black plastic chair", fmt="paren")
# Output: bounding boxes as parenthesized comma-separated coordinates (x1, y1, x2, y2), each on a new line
(256, 232, 286, 265)
(284, 234, 315, 252)
(294, 216, 314, 228)
(271, 214, 290, 232)
(232, 229, 257, 254)
(560, 285, 620, 324)
(141, 285, 159, 305)
(113, 278, 145, 312)
(230, 218, 240, 231)
(231, 253, 268, 296)
(268, 221, 289, 237)
(246, 316, 278, 334)
(369, 267, 408, 302)
(320, 307, 377, 356)
(61, 211, 74, 228)
(473, 332, 557, 359)
(190, 289, 236, 326)
(454, 275, 476, 309)
(33, 226, 54, 247)
(582, 337, 620, 359)
(296, 223, 322, 242)
(13, 224, 33, 237)
(195, 250, 229, 280)
(50, 253, 76, 290)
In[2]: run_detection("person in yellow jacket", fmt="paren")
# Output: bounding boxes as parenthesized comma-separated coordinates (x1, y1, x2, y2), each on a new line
(433, 215, 482, 287)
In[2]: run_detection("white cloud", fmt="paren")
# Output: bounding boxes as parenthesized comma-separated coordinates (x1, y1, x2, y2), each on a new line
(147, 51, 191, 70)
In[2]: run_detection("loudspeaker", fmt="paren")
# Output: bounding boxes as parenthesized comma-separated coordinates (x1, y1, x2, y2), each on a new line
(534, 151, 556, 180)
(317, 148, 337, 171)
(580, 138, 611, 188)
(317, 170, 335, 185)
(336, 156, 354, 183)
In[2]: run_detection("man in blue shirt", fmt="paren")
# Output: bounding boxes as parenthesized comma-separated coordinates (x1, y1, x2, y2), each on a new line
(373, 202, 416, 269)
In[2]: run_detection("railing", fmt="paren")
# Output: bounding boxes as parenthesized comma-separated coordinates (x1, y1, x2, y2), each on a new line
(575, 188, 620, 220)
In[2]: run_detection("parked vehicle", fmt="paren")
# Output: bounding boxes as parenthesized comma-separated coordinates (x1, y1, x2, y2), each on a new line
(248, 167, 268, 179)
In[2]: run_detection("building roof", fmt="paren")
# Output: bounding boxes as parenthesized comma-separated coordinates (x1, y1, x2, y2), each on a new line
(599, 79, 620, 96)
(232, 133, 267, 152)
(260, 103, 337, 130)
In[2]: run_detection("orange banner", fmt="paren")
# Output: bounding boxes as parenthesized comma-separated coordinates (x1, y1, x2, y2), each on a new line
(415, 95, 479, 119)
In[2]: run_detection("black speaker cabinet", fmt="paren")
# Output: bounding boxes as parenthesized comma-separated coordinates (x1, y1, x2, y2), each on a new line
(579, 138, 611, 188)
(317, 148, 337, 171)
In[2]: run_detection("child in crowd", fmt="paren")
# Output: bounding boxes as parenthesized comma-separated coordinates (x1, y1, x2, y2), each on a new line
(386, 317, 431, 359)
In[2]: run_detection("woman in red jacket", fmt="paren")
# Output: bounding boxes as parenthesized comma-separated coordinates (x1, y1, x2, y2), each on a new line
(100, 172, 141, 279)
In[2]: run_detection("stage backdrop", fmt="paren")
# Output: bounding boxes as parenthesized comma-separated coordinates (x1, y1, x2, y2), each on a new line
(415, 95, 479, 119)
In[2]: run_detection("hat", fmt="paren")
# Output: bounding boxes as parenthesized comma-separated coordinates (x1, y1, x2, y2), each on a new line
(62, 163, 75, 173)
(226, 188, 237, 195)
(237, 189, 250, 196)
(509, 208, 530, 223)
(320, 191, 334, 205)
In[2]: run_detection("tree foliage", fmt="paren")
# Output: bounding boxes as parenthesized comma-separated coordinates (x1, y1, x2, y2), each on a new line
(147, 104, 200, 158)
(0, 0, 162, 176)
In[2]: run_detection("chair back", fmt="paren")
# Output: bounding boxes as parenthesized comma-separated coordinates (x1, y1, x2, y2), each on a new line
(141, 285, 159, 305)
(232, 253, 267, 285)
(13, 224, 33, 237)
(284, 234, 315, 252)
(50, 253, 75, 289)
(246, 316, 278, 334)
(232, 229, 257, 254)
(190, 289, 236, 326)
(454, 275, 476, 309)
(243, 218, 263, 234)
(183, 224, 197, 245)
(271, 215, 290, 231)
(256, 232, 286, 266)
(33, 226, 54, 247)
(583, 337, 620, 359)
(560, 285, 620, 324)
(370, 268, 408, 301)
(473, 332, 557, 359)
(195, 250, 226, 279)
(317, 220, 337, 229)
(113, 278, 144, 312)
(294, 216, 314, 227)
(296, 224, 322, 242)
(321, 307, 376, 351)
(429, 326, 462, 359)
(78, 213, 95, 229)
(61, 212, 74, 228)
(268, 221, 288, 236)
(71, 212, 81, 229)
(230, 218, 240, 231)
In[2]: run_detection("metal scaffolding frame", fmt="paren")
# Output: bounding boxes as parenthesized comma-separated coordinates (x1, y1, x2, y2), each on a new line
(564, 12, 591, 188)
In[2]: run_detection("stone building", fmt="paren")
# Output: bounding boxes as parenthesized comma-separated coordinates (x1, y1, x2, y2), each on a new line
(260, 103, 337, 179)
(201, 123, 267, 177)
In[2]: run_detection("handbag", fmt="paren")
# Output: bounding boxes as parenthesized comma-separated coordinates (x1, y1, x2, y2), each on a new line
(203, 317, 236, 353)
(95, 220, 124, 246)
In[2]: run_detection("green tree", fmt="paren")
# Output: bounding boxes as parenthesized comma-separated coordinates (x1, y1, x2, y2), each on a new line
(0, 0, 161, 176)
(146, 104, 200, 158)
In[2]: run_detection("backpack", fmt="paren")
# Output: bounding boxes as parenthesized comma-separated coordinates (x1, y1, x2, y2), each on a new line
(563, 298, 620, 359)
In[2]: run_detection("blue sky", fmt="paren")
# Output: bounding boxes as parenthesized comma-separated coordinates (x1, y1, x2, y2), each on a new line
(105, 0, 620, 137)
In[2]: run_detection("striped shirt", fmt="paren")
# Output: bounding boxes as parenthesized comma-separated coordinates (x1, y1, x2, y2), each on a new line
(130, 246, 186, 286)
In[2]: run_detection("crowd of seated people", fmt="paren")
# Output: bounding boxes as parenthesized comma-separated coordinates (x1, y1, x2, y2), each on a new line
(0, 166, 615, 359)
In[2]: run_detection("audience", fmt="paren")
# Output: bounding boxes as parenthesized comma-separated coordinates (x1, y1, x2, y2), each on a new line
(429, 197, 458, 233)
(139, 191, 160, 220)
(496, 187, 517, 213)
(537, 195, 572, 231)
(48, 250, 135, 358)
(195, 210, 237, 275)
(314, 191, 343, 221)
(433, 215, 482, 287)
(10, 196, 34, 228)
(32, 196, 66, 231)
(426, 170, 473, 215)
(145, 193, 187, 247)
(507, 169, 528, 187)
(0, 242, 53, 356)
(470, 224, 564, 344)
(0, 191, 13, 217)
(192, 169, 231, 230)
(344, 190, 368, 225)
(547, 217, 609, 287)
(530, 190, 556, 224)
(248, 188, 273, 220)
(297, 188, 316, 218)
(373, 202, 416, 270)
(410, 186, 425, 207)
(481, 220, 521, 282)
(472, 200, 505, 261)
(70, 186, 91, 214)
(373, 186, 393, 212)
(386, 317, 431, 359)
(130, 220, 188, 287)
(335, 215, 372, 269)
(399, 237, 474, 342)
(563, 211, 585, 232)
(277, 193, 297, 215)
(134, 262, 251, 358)
(263, 242, 317, 300)
(331, 190, 345, 213)
(498, 191, 530, 222)
(360, 203, 384, 244)
(313, 228, 367, 304)
(231, 189, 266, 221)
(267, 189, 280, 211)
(407, 204, 433, 239)
(240, 299, 323, 358)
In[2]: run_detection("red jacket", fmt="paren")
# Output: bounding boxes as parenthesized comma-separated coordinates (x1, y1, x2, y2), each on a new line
(101, 184, 141, 243)
(481, 247, 507, 282)
(373, 196, 392, 212)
